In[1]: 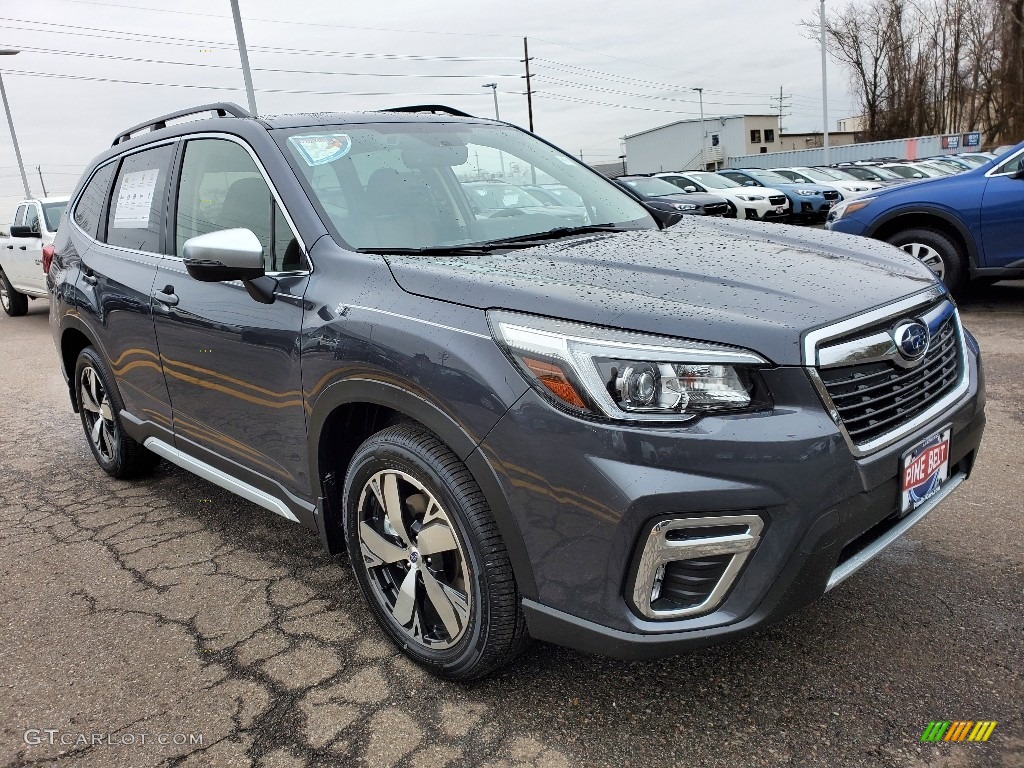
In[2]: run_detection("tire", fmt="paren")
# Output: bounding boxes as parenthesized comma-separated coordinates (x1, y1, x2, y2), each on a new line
(0, 265, 28, 317)
(343, 423, 528, 680)
(885, 228, 967, 294)
(74, 347, 161, 479)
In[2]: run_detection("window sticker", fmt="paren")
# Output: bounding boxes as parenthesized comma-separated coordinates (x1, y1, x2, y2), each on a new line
(113, 168, 160, 229)
(289, 134, 352, 166)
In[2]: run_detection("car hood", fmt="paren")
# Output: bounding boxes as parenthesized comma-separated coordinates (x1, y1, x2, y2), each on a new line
(769, 182, 840, 195)
(656, 192, 728, 206)
(384, 218, 939, 365)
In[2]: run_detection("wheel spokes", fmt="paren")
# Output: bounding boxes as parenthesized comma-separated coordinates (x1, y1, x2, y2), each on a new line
(359, 521, 407, 567)
(417, 521, 458, 556)
(80, 382, 101, 413)
(381, 472, 412, 545)
(91, 417, 104, 447)
(391, 567, 417, 626)
(421, 566, 468, 639)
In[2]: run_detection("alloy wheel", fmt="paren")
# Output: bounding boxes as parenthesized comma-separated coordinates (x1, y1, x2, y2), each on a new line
(80, 366, 117, 463)
(0, 270, 9, 311)
(356, 470, 471, 650)
(900, 242, 946, 281)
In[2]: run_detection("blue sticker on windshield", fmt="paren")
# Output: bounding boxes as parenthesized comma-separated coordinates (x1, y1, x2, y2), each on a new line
(288, 134, 352, 166)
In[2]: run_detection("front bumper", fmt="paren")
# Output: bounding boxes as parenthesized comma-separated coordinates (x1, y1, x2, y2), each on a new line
(790, 196, 840, 221)
(474, 349, 985, 659)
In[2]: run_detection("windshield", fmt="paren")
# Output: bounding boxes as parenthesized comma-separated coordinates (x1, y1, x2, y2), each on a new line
(883, 164, 929, 179)
(795, 167, 844, 182)
(685, 172, 739, 190)
(619, 177, 687, 197)
(746, 170, 794, 186)
(278, 122, 653, 250)
(42, 201, 67, 232)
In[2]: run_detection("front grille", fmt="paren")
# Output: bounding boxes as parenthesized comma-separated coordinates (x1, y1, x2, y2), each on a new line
(823, 190, 841, 201)
(655, 555, 733, 611)
(818, 312, 961, 445)
(768, 195, 787, 206)
(703, 203, 729, 216)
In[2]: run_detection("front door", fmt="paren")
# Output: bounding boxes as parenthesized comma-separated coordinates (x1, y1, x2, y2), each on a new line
(153, 136, 312, 502)
(979, 150, 1024, 268)
(7, 203, 41, 288)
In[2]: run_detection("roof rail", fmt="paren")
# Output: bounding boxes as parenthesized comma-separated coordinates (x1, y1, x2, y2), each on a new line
(378, 104, 475, 118)
(112, 102, 250, 146)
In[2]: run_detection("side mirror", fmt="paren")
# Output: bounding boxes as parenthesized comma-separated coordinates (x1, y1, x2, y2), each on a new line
(183, 229, 266, 283)
(646, 205, 685, 229)
(10, 225, 41, 238)
(1011, 166, 1024, 180)
(683, 186, 698, 193)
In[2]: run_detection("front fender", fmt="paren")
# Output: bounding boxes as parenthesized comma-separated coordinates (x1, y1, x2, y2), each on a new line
(865, 204, 980, 269)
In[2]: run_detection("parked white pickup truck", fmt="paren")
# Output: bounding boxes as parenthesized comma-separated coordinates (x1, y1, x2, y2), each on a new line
(1, 196, 69, 316)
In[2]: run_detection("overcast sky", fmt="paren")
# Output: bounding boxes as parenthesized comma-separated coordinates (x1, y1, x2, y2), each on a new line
(0, 0, 857, 216)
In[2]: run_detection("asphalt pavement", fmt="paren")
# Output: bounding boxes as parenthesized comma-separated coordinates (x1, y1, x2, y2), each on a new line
(1, 284, 1021, 768)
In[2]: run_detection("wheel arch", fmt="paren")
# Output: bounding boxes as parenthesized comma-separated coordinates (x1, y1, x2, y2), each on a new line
(867, 207, 979, 271)
(308, 378, 537, 599)
(59, 318, 104, 412)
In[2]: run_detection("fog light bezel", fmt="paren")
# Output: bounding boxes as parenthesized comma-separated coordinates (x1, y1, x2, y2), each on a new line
(627, 513, 765, 620)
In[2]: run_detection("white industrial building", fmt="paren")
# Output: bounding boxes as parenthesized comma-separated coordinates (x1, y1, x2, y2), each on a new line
(624, 114, 784, 174)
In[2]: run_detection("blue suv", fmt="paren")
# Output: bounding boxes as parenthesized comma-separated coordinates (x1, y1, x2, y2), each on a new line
(718, 168, 842, 223)
(827, 141, 1024, 292)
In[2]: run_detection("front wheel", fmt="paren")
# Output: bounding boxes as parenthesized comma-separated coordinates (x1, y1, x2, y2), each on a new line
(343, 423, 528, 679)
(0, 266, 28, 317)
(885, 228, 967, 294)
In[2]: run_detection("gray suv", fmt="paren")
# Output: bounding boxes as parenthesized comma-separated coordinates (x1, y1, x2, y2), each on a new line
(48, 103, 986, 679)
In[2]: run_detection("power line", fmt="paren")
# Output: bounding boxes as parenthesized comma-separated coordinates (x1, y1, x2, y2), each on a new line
(1, 44, 520, 79)
(50, 0, 515, 38)
(1, 69, 505, 98)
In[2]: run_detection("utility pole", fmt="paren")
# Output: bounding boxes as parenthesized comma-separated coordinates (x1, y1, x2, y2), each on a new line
(482, 83, 500, 120)
(771, 86, 791, 136)
(36, 165, 47, 197)
(229, 0, 258, 117)
(522, 37, 534, 132)
(0, 49, 30, 199)
(692, 87, 706, 170)
(820, 0, 830, 164)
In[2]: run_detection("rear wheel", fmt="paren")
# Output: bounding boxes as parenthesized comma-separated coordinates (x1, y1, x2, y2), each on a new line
(0, 266, 28, 317)
(885, 228, 967, 294)
(344, 423, 528, 679)
(74, 347, 160, 479)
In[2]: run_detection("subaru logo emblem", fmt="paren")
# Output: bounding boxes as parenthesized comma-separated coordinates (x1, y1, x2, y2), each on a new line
(893, 321, 929, 361)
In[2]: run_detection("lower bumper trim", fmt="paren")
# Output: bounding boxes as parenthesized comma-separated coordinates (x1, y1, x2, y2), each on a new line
(825, 471, 966, 591)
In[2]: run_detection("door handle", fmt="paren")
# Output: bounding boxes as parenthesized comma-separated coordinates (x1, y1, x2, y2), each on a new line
(18, 245, 27, 250)
(5, 245, 12, 249)
(154, 286, 179, 306)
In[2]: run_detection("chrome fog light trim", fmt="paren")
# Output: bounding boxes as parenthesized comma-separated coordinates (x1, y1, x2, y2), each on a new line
(631, 514, 764, 620)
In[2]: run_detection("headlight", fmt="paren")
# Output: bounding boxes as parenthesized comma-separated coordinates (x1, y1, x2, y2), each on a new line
(736, 194, 765, 201)
(795, 189, 817, 196)
(830, 197, 875, 221)
(488, 311, 770, 422)
(672, 203, 698, 211)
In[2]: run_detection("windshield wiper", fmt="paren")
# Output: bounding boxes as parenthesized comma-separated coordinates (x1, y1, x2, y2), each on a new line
(357, 225, 633, 256)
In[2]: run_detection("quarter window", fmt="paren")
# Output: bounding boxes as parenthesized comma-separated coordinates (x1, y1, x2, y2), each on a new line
(175, 138, 304, 273)
(106, 143, 175, 252)
(73, 162, 117, 239)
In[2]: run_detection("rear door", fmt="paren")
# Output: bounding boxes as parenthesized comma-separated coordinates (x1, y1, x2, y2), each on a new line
(78, 142, 176, 431)
(979, 149, 1024, 268)
(153, 135, 312, 503)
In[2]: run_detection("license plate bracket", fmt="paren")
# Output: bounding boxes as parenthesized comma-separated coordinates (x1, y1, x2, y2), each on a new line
(900, 426, 952, 515)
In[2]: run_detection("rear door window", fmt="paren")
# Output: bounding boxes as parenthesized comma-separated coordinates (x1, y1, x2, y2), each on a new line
(13, 205, 25, 227)
(105, 143, 175, 253)
(24, 204, 39, 233)
(73, 162, 116, 239)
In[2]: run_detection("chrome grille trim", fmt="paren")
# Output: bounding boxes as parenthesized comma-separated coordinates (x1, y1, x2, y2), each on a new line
(803, 289, 970, 457)
(768, 195, 787, 205)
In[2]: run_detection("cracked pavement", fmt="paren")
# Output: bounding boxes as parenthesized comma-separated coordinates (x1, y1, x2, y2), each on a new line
(1, 284, 1022, 768)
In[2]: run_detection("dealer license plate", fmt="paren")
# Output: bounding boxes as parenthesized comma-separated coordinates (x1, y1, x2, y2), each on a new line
(774, 206, 785, 214)
(900, 427, 951, 515)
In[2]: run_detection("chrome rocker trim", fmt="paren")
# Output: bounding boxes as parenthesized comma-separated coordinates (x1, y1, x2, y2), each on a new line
(143, 436, 299, 522)
(826, 471, 966, 591)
